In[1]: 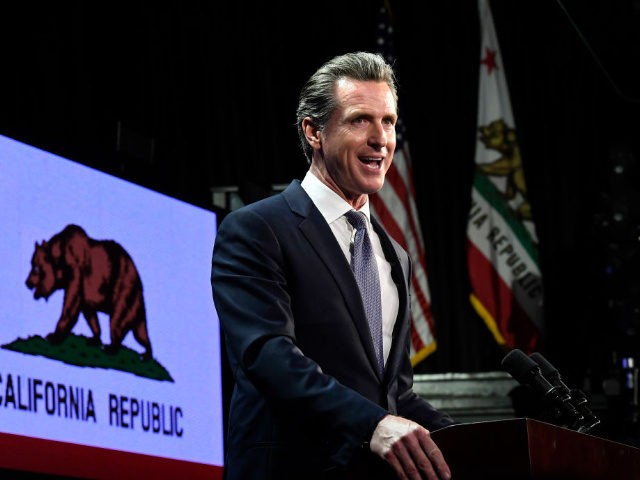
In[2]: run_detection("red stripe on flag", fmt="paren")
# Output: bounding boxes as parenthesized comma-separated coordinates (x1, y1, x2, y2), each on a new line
(467, 239, 540, 352)
(412, 275, 435, 330)
(380, 159, 428, 270)
(371, 188, 406, 248)
(370, 190, 433, 330)
(410, 318, 424, 353)
(374, 161, 434, 330)
(375, 2, 436, 362)
(369, 194, 433, 352)
(371, 173, 433, 354)
(0, 431, 223, 480)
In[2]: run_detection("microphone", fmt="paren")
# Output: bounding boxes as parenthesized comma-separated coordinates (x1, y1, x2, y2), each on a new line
(501, 348, 583, 429)
(530, 352, 601, 433)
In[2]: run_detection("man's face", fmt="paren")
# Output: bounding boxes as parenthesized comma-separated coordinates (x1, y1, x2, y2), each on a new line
(313, 78, 397, 208)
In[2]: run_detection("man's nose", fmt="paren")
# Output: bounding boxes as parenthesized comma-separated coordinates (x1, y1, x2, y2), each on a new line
(368, 123, 389, 148)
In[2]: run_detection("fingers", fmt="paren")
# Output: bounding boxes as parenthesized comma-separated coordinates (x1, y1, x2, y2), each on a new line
(387, 428, 445, 480)
(394, 441, 437, 479)
(386, 434, 436, 480)
(417, 431, 451, 480)
(370, 415, 451, 479)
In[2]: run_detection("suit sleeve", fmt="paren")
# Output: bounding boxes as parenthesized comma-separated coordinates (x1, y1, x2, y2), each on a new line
(392, 246, 457, 431)
(395, 353, 457, 430)
(211, 207, 387, 466)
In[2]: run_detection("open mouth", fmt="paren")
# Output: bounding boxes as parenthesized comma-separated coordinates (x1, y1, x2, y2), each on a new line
(359, 156, 383, 170)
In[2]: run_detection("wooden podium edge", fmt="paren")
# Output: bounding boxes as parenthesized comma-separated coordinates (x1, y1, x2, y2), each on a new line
(431, 417, 640, 480)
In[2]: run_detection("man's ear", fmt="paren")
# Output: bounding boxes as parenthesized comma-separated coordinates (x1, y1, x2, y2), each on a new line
(302, 118, 322, 150)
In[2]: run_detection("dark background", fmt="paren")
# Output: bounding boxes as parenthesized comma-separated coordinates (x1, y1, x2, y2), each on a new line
(2, 0, 640, 443)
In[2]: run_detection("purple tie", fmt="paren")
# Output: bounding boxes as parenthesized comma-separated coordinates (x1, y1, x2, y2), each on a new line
(345, 210, 384, 376)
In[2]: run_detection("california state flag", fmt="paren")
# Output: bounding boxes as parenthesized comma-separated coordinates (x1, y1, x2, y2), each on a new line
(467, 0, 544, 353)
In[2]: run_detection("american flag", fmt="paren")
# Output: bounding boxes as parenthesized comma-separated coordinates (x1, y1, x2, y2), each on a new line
(369, 3, 437, 364)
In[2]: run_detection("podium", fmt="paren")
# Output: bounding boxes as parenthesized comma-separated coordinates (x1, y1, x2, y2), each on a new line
(431, 418, 640, 479)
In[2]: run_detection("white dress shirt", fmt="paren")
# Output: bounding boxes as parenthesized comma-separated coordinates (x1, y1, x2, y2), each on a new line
(301, 171, 399, 365)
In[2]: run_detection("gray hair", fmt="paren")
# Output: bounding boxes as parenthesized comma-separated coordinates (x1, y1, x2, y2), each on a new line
(295, 51, 398, 164)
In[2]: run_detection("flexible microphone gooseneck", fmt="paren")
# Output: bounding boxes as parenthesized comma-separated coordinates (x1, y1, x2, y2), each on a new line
(530, 352, 601, 433)
(501, 348, 583, 430)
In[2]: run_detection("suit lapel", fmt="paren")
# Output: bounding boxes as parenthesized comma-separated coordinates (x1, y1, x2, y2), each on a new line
(283, 181, 383, 379)
(371, 216, 410, 380)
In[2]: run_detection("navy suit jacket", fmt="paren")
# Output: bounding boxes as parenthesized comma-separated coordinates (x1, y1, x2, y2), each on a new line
(211, 180, 454, 480)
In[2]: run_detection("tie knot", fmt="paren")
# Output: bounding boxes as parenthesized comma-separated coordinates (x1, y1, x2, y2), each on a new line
(345, 210, 367, 231)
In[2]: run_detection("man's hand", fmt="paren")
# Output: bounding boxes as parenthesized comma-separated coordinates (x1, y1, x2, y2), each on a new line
(370, 414, 451, 480)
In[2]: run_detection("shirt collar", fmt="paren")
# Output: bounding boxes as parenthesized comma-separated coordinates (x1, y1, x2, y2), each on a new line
(301, 170, 371, 224)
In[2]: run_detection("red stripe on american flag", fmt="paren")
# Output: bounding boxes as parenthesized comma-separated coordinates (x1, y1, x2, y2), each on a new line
(373, 160, 434, 331)
(381, 158, 428, 270)
(371, 186, 406, 248)
(410, 318, 424, 353)
(371, 171, 432, 352)
(375, 1, 435, 361)
(411, 275, 435, 331)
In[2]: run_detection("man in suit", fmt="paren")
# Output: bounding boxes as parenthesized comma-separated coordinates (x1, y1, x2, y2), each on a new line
(211, 51, 455, 480)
